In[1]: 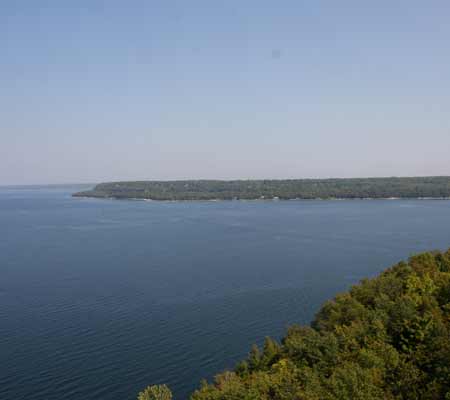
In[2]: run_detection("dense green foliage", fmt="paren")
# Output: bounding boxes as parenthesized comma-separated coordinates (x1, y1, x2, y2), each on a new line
(140, 250, 450, 399)
(186, 249, 450, 399)
(74, 177, 450, 201)
(138, 385, 172, 400)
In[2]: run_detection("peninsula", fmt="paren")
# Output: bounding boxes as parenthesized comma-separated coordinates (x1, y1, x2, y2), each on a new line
(73, 177, 450, 201)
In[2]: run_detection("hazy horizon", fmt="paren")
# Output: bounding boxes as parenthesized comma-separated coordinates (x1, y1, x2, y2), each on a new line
(2, 1, 450, 185)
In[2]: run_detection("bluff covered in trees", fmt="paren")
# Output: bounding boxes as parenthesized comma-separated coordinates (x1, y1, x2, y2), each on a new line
(142, 249, 450, 399)
(73, 177, 450, 201)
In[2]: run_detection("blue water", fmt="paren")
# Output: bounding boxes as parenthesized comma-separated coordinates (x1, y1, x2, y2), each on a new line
(1, 186, 450, 400)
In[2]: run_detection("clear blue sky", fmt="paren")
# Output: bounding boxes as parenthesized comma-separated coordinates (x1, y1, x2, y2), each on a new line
(1, 1, 449, 184)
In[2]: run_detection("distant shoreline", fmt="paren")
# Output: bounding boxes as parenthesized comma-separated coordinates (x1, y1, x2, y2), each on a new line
(73, 195, 450, 202)
(73, 177, 450, 202)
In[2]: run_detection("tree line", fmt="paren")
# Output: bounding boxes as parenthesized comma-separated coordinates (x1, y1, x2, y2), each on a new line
(74, 176, 450, 201)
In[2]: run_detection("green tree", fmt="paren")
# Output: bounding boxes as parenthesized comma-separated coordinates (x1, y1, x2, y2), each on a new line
(137, 385, 172, 400)
(187, 249, 450, 400)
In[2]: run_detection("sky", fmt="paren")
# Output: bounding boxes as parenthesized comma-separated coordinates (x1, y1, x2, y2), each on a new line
(1, 1, 450, 184)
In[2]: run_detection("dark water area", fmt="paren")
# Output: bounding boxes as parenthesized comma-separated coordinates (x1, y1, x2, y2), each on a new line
(1, 186, 450, 399)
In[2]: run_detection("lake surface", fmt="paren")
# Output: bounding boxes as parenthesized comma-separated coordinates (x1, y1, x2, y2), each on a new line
(1, 186, 450, 400)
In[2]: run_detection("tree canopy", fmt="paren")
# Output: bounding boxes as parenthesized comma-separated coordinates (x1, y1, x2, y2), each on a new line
(74, 177, 450, 201)
(138, 385, 172, 400)
(141, 249, 450, 399)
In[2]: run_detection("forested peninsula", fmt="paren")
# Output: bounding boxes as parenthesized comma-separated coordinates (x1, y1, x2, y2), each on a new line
(74, 177, 450, 201)
(140, 249, 450, 400)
